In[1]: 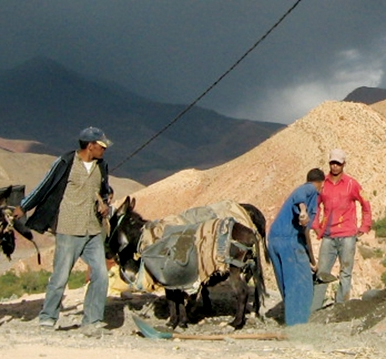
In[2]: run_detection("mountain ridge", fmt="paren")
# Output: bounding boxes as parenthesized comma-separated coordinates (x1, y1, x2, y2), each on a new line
(343, 86, 386, 104)
(0, 57, 285, 185)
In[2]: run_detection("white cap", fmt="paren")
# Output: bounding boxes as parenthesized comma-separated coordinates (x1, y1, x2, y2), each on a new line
(329, 149, 346, 164)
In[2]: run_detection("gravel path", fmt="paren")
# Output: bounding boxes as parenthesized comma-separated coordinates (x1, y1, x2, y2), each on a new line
(1, 284, 386, 359)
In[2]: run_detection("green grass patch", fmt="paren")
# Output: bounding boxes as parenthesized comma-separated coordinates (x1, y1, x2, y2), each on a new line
(0, 268, 86, 300)
(372, 216, 386, 237)
(373, 248, 384, 258)
(67, 270, 87, 289)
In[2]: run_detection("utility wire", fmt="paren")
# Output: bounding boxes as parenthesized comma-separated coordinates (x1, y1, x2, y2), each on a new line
(111, 0, 304, 173)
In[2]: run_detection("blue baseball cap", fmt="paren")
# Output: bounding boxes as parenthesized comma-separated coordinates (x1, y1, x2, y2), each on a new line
(79, 127, 113, 148)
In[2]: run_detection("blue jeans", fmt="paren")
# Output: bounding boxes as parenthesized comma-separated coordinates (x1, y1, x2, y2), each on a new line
(311, 236, 357, 311)
(39, 233, 109, 325)
(268, 235, 313, 326)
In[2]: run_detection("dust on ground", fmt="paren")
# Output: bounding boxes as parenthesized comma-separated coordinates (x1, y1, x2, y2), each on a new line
(1, 231, 386, 359)
(1, 280, 386, 359)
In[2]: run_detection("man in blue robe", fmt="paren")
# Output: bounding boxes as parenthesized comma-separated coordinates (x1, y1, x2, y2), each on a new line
(268, 168, 325, 326)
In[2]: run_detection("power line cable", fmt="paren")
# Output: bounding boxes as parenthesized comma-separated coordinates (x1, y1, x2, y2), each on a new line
(111, 0, 304, 173)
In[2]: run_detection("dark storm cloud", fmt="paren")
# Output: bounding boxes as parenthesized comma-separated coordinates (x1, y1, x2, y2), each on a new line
(1, 0, 386, 124)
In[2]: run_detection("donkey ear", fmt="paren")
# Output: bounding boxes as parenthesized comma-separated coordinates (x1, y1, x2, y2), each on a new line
(0, 186, 12, 207)
(115, 196, 129, 215)
(130, 197, 136, 210)
(114, 195, 136, 216)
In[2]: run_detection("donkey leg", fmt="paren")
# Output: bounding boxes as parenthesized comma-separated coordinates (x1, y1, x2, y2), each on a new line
(165, 289, 188, 329)
(252, 259, 267, 318)
(200, 284, 212, 315)
(251, 248, 267, 318)
(165, 289, 179, 328)
(228, 267, 249, 329)
(177, 298, 189, 329)
(244, 268, 260, 317)
(185, 285, 211, 323)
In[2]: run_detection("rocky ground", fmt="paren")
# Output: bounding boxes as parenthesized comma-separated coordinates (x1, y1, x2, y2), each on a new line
(1, 279, 386, 359)
(1, 228, 386, 359)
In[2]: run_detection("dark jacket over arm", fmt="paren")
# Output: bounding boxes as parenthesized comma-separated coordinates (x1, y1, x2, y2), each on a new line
(21, 151, 109, 234)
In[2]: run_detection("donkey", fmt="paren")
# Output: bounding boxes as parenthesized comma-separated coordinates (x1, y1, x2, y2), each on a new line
(107, 197, 269, 329)
(0, 186, 37, 261)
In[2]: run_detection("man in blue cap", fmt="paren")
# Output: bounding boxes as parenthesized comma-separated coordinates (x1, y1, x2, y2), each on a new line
(14, 127, 112, 331)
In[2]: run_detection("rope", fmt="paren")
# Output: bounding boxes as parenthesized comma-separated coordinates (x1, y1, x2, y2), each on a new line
(106, 213, 126, 248)
(110, 0, 304, 173)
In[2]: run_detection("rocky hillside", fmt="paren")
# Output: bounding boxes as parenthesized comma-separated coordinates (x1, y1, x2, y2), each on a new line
(129, 100, 386, 298)
(132, 100, 386, 222)
(3, 99, 386, 301)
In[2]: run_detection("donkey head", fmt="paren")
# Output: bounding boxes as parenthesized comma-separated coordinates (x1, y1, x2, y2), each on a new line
(107, 196, 147, 283)
(0, 185, 34, 260)
(0, 186, 16, 259)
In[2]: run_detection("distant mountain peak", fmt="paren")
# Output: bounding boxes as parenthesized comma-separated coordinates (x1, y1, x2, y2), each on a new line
(343, 86, 386, 105)
(8, 56, 78, 79)
(16, 56, 73, 73)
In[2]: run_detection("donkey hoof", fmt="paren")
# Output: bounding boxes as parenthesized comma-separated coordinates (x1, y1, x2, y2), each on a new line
(229, 320, 245, 330)
(166, 320, 178, 329)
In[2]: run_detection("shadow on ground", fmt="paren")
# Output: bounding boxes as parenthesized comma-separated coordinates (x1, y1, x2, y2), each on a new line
(310, 289, 386, 332)
(0, 298, 44, 322)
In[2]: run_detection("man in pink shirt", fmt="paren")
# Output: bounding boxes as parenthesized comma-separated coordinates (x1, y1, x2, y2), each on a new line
(311, 149, 372, 311)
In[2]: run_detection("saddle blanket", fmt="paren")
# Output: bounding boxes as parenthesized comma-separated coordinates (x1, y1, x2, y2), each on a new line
(138, 199, 256, 254)
(134, 217, 237, 293)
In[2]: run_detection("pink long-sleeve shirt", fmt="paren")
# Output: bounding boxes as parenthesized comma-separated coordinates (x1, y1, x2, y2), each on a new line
(312, 173, 372, 239)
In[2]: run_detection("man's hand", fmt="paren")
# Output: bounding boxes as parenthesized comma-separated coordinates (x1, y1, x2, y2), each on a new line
(13, 206, 25, 219)
(310, 263, 318, 273)
(357, 231, 364, 241)
(299, 212, 309, 226)
(98, 202, 109, 218)
(95, 192, 110, 218)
